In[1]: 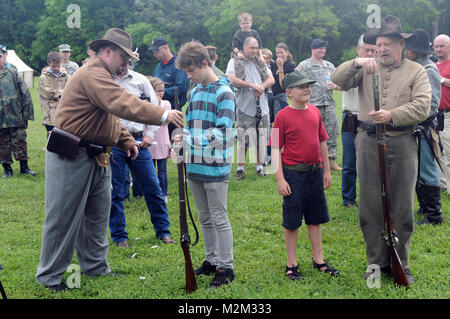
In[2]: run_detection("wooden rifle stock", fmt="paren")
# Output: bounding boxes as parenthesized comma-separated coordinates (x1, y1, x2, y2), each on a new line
(174, 88, 198, 294)
(372, 75, 409, 288)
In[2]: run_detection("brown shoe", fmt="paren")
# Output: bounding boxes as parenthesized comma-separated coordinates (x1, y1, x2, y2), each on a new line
(329, 159, 342, 171)
(159, 236, 176, 244)
(116, 240, 130, 248)
(234, 169, 244, 180)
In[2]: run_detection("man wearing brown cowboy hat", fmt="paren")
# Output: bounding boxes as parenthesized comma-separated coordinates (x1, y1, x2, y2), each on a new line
(332, 15, 431, 284)
(405, 29, 443, 226)
(36, 28, 183, 292)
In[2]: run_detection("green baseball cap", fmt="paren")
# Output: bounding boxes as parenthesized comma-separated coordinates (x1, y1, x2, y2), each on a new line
(282, 70, 316, 89)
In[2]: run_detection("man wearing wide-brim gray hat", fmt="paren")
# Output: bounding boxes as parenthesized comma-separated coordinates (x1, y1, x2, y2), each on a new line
(36, 27, 183, 292)
(332, 15, 432, 285)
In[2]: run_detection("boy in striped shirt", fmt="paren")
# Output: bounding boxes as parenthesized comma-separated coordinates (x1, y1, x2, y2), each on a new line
(173, 41, 236, 287)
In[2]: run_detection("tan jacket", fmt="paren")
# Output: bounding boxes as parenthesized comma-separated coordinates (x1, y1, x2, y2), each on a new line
(332, 58, 431, 135)
(38, 68, 69, 126)
(54, 56, 165, 152)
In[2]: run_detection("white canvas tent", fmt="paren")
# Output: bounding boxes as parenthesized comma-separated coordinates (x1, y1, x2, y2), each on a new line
(6, 50, 34, 89)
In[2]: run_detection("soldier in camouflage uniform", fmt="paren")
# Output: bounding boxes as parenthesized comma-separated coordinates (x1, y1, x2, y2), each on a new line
(0, 50, 35, 178)
(58, 44, 79, 76)
(297, 39, 342, 171)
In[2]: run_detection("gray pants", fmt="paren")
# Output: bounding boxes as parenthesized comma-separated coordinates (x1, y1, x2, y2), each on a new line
(316, 104, 339, 160)
(188, 179, 233, 270)
(356, 130, 416, 269)
(36, 150, 112, 286)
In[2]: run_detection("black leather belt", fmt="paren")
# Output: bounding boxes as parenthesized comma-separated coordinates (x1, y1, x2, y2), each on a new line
(130, 131, 143, 139)
(358, 120, 411, 135)
(283, 163, 322, 172)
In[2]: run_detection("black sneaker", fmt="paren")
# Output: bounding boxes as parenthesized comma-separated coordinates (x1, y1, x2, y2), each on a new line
(195, 260, 217, 276)
(210, 268, 235, 287)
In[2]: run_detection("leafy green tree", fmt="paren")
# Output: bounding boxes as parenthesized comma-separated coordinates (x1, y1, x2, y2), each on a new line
(0, 0, 46, 70)
(31, 0, 135, 71)
(205, 0, 340, 69)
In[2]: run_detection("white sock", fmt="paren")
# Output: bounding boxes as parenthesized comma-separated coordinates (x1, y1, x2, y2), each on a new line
(237, 166, 244, 171)
(256, 165, 263, 171)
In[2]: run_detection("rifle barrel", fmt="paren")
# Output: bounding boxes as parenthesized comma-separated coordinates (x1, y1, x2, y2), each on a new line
(372, 74, 409, 288)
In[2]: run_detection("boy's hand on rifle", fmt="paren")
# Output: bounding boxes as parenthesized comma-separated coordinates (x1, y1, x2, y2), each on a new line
(166, 110, 184, 128)
(169, 134, 182, 163)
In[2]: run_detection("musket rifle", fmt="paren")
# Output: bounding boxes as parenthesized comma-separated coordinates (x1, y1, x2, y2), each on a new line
(173, 88, 198, 294)
(372, 74, 409, 288)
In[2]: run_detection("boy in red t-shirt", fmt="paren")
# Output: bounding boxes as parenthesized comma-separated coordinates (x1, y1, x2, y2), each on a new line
(270, 70, 339, 280)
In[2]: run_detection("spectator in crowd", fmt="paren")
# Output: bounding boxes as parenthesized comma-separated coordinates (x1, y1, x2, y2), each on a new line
(151, 36, 190, 138)
(434, 34, 450, 196)
(38, 51, 69, 136)
(58, 44, 79, 76)
(149, 76, 171, 202)
(298, 39, 342, 171)
(109, 62, 176, 248)
(340, 35, 377, 209)
(0, 50, 35, 178)
(226, 37, 275, 179)
(231, 12, 267, 82)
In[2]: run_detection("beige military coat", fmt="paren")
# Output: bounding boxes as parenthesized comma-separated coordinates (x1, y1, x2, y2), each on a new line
(332, 58, 431, 136)
(38, 68, 69, 126)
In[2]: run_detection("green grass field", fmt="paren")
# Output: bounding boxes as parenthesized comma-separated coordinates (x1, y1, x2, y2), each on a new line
(0, 77, 448, 300)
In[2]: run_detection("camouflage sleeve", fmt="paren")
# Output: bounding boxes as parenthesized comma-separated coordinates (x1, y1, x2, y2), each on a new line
(17, 71, 34, 121)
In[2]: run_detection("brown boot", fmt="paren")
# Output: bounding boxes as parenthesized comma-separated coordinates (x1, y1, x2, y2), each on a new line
(329, 159, 342, 172)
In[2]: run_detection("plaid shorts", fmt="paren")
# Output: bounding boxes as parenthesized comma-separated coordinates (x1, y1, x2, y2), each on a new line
(281, 168, 329, 230)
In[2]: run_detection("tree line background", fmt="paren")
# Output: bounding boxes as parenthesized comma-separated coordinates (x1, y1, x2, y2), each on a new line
(0, 0, 448, 76)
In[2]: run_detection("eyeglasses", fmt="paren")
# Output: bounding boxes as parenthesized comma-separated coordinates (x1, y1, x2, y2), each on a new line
(119, 52, 133, 64)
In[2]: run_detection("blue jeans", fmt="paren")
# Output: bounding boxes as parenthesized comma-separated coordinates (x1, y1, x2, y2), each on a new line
(153, 158, 168, 196)
(341, 112, 357, 205)
(109, 145, 171, 243)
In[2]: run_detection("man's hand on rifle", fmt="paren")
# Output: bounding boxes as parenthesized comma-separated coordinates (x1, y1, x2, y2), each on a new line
(368, 109, 392, 124)
(166, 110, 184, 128)
(127, 144, 139, 160)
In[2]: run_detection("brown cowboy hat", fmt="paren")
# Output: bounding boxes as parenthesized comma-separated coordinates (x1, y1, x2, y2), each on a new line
(89, 28, 139, 61)
(363, 15, 415, 45)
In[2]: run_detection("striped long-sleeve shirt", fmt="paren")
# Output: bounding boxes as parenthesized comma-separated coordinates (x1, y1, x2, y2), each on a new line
(184, 77, 235, 182)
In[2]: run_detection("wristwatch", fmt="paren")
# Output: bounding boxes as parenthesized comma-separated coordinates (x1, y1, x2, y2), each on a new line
(441, 77, 446, 84)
